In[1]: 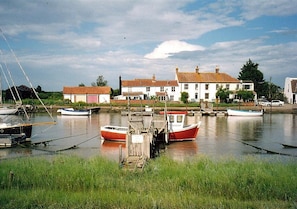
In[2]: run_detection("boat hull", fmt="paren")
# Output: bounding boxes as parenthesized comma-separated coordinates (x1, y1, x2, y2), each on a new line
(227, 109, 263, 116)
(0, 124, 33, 139)
(57, 109, 91, 116)
(100, 123, 200, 142)
(168, 124, 199, 141)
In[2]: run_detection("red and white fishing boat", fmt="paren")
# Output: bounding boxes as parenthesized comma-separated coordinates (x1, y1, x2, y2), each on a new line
(100, 111, 201, 142)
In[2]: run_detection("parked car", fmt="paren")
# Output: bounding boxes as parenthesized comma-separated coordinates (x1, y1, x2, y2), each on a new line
(269, 100, 284, 106)
(256, 99, 270, 106)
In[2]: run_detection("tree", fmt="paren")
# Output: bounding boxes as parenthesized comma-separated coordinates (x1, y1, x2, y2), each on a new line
(92, 75, 107, 86)
(181, 92, 189, 103)
(78, 83, 85, 87)
(238, 59, 264, 96)
(216, 87, 231, 103)
(236, 90, 254, 102)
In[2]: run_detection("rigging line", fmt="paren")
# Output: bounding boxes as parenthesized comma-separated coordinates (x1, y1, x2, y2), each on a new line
(32, 132, 88, 145)
(0, 28, 55, 122)
(55, 134, 100, 152)
(0, 47, 29, 119)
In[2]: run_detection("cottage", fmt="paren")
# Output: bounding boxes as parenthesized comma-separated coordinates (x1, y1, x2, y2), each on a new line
(63, 86, 111, 104)
(121, 75, 179, 101)
(175, 66, 254, 102)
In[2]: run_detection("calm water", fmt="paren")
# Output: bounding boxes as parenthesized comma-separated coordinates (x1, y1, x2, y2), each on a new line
(0, 112, 296, 162)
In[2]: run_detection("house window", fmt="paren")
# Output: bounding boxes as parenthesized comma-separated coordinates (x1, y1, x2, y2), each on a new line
(146, 87, 150, 92)
(243, 84, 250, 90)
(184, 84, 188, 90)
(170, 95, 174, 101)
(195, 93, 198, 99)
(171, 86, 175, 92)
(236, 84, 239, 90)
(216, 84, 219, 90)
(195, 84, 198, 90)
(160, 86, 164, 92)
(205, 93, 209, 99)
(226, 84, 230, 90)
(205, 84, 209, 90)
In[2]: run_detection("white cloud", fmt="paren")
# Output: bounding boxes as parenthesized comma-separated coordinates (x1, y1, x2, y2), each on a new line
(145, 40, 205, 59)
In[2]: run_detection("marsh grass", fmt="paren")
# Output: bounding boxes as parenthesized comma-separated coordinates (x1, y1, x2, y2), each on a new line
(1, 155, 296, 208)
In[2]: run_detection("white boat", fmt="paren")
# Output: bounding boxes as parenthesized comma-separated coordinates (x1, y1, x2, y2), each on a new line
(57, 108, 91, 116)
(0, 107, 18, 115)
(227, 109, 263, 116)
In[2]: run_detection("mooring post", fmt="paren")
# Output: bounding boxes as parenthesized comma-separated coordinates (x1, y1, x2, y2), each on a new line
(9, 170, 14, 186)
(119, 145, 122, 167)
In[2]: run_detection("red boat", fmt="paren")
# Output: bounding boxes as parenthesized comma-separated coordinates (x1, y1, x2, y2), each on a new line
(100, 111, 201, 142)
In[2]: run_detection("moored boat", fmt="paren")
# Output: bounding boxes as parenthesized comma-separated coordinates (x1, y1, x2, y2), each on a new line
(57, 108, 91, 116)
(0, 107, 18, 115)
(100, 111, 201, 142)
(227, 109, 263, 116)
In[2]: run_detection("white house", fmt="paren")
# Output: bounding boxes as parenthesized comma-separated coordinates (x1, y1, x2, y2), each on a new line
(121, 75, 180, 101)
(175, 66, 254, 102)
(284, 77, 297, 104)
(63, 86, 111, 104)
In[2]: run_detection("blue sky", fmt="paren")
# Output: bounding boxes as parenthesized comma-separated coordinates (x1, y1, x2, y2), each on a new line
(0, 0, 296, 91)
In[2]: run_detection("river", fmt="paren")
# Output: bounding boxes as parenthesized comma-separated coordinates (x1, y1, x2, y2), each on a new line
(0, 112, 296, 162)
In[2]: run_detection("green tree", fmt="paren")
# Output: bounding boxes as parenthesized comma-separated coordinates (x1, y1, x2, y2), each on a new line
(237, 90, 254, 102)
(216, 87, 231, 103)
(238, 59, 264, 96)
(78, 83, 85, 87)
(92, 75, 107, 86)
(181, 92, 189, 103)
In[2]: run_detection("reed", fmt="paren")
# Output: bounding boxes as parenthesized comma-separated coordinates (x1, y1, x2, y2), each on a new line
(0, 155, 296, 208)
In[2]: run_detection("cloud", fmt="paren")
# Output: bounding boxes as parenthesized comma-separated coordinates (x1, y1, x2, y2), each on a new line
(145, 40, 205, 59)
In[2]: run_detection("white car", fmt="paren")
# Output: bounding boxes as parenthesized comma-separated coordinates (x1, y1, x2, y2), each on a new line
(268, 100, 284, 106)
(256, 99, 270, 106)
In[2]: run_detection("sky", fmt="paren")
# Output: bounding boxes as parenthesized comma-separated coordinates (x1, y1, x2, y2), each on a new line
(0, 0, 296, 91)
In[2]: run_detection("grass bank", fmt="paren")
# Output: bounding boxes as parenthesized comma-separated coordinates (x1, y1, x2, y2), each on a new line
(1, 155, 296, 208)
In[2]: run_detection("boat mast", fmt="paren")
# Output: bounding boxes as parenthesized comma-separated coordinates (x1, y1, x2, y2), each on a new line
(0, 28, 55, 122)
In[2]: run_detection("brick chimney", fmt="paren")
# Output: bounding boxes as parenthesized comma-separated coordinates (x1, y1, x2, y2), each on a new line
(215, 65, 219, 73)
(195, 66, 199, 73)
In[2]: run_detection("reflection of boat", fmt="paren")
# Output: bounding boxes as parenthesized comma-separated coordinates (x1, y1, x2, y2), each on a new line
(57, 108, 91, 116)
(100, 111, 201, 142)
(227, 109, 263, 116)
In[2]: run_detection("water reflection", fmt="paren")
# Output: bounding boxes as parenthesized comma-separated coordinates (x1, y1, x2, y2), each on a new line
(0, 113, 296, 161)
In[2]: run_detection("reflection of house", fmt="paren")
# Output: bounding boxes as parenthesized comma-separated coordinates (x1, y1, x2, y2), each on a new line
(284, 77, 297, 104)
(121, 75, 179, 101)
(63, 86, 111, 103)
(175, 66, 254, 102)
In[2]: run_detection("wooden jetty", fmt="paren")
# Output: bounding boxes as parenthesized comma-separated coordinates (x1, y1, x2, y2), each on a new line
(121, 106, 167, 171)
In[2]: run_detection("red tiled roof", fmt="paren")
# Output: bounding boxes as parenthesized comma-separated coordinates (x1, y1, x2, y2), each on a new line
(63, 86, 111, 94)
(122, 79, 178, 87)
(176, 72, 239, 83)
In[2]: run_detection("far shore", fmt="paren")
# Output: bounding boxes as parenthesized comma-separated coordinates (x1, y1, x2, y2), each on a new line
(44, 103, 297, 114)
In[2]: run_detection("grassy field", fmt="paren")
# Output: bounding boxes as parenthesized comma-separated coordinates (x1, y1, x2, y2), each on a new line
(0, 155, 296, 208)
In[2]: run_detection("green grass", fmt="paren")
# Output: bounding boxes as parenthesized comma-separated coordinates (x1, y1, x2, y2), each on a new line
(1, 155, 296, 208)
